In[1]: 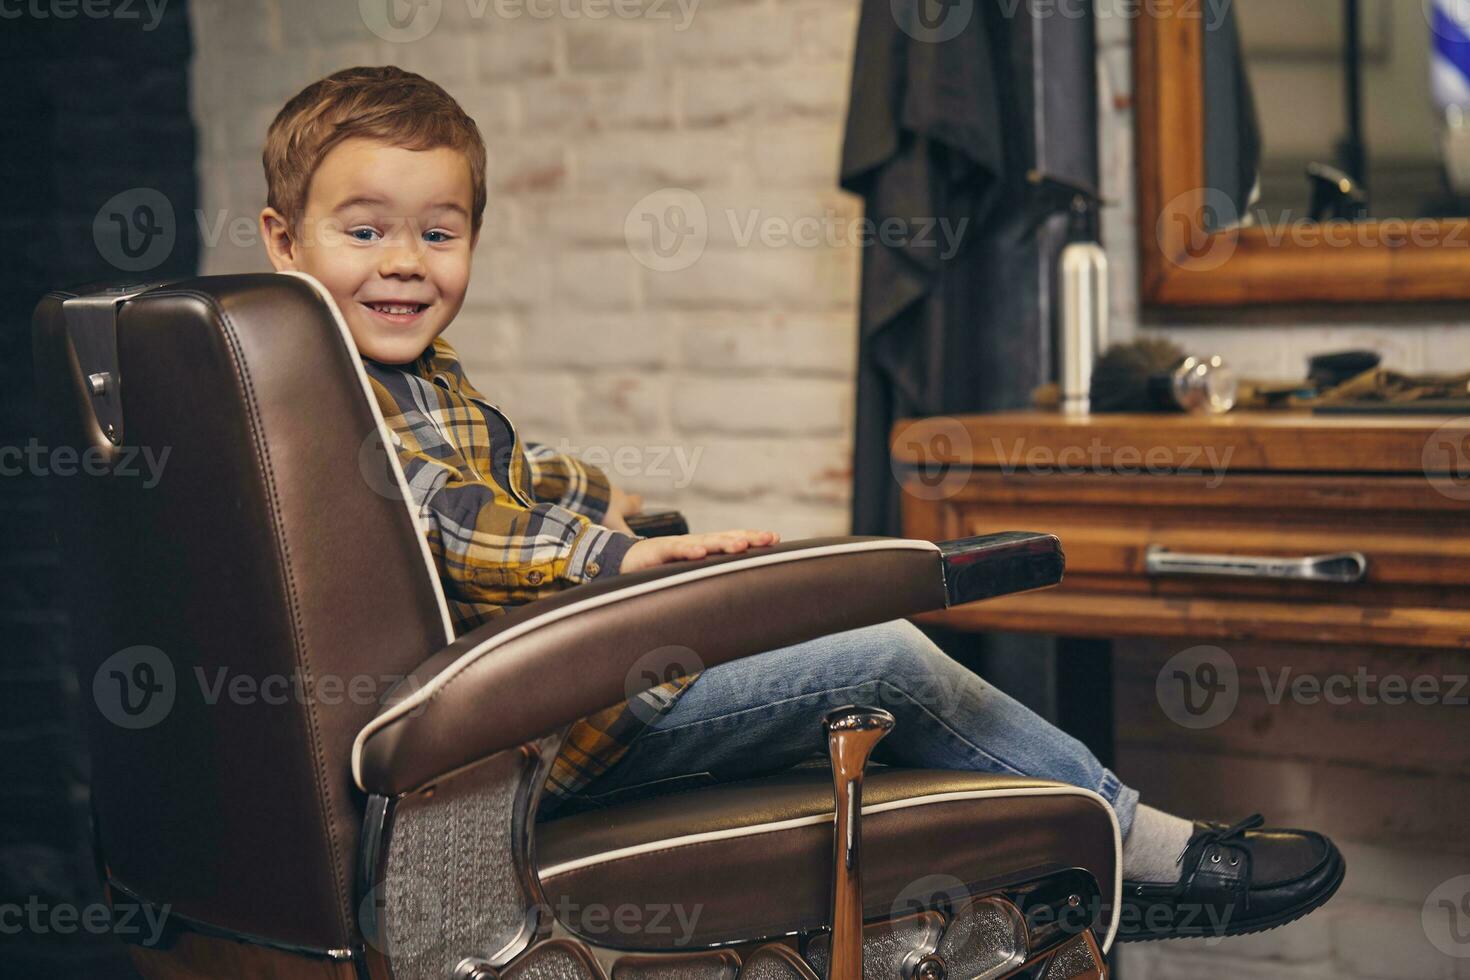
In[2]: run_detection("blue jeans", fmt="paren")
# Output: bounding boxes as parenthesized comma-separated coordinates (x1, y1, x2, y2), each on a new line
(555, 619, 1139, 838)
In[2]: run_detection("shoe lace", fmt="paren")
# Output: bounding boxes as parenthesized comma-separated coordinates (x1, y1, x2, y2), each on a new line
(1176, 813, 1264, 909)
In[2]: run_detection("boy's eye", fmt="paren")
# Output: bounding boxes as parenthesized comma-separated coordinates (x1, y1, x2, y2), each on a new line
(349, 226, 381, 242)
(423, 229, 454, 244)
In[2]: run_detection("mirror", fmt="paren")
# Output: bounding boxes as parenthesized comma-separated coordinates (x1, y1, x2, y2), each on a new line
(1136, 0, 1470, 306)
(1204, 0, 1470, 229)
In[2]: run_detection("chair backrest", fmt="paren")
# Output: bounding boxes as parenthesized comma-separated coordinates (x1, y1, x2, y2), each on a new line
(31, 273, 454, 953)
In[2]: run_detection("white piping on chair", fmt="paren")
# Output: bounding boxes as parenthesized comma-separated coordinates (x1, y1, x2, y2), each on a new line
(279, 271, 456, 646)
(350, 538, 943, 790)
(538, 785, 1124, 953)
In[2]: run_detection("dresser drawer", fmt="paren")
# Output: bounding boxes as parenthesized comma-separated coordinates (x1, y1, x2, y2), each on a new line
(895, 413, 1470, 648)
(950, 471, 1466, 605)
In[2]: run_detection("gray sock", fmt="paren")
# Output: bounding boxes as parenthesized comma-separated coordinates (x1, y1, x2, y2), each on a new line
(1122, 804, 1194, 883)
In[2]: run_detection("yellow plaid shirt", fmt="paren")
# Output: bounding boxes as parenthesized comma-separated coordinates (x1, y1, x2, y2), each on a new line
(362, 336, 696, 806)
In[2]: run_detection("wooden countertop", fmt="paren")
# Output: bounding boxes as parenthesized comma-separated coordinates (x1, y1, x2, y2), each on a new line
(890, 411, 1468, 474)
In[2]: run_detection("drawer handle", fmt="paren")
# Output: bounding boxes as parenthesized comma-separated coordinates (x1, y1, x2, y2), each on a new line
(1144, 546, 1368, 583)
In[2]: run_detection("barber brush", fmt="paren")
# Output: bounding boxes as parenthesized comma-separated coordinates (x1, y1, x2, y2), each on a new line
(1090, 338, 1238, 414)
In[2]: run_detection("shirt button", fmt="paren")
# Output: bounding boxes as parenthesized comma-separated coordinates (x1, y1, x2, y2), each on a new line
(586, 561, 601, 577)
(527, 570, 545, 585)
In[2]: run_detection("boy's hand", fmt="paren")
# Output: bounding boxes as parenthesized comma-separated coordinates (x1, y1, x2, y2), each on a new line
(621, 530, 781, 573)
(603, 487, 643, 535)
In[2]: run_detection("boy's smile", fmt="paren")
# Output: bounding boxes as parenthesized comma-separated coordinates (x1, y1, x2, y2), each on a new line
(259, 137, 476, 365)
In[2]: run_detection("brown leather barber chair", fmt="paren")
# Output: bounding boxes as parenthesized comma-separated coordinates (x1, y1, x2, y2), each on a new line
(32, 276, 1119, 980)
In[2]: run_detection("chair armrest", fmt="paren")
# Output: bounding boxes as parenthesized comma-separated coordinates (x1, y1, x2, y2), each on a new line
(353, 531, 1062, 795)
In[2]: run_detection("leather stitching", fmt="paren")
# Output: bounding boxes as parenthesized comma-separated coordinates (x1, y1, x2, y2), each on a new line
(176, 285, 354, 940)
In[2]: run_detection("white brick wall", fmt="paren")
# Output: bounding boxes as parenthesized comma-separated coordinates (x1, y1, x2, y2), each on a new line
(189, 0, 862, 538)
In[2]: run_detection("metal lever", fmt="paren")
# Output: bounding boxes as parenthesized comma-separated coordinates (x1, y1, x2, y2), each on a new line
(823, 705, 895, 980)
(1145, 546, 1367, 584)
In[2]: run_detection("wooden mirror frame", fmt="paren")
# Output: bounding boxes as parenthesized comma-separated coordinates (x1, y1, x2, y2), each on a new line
(1135, 0, 1470, 306)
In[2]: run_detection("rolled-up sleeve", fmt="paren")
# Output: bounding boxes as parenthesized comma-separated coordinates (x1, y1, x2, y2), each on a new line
(400, 446, 636, 604)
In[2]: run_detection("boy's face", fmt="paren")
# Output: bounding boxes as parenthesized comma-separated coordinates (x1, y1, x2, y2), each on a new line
(260, 137, 476, 365)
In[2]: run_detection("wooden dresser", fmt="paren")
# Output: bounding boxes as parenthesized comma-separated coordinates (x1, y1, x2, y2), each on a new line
(893, 411, 1470, 649)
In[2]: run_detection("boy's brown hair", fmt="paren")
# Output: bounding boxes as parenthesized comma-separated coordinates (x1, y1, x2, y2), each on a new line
(263, 65, 487, 235)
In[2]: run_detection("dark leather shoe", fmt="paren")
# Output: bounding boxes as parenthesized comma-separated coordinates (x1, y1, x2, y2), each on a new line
(1115, 814, 1346, 942)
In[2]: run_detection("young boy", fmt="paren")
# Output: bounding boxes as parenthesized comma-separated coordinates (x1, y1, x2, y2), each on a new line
(257, 66, 1343, 942)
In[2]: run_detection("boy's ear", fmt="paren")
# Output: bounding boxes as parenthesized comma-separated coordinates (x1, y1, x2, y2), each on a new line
(259, 207, 298, 271)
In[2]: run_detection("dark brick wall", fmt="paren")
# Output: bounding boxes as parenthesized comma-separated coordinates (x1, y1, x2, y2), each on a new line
(1, 4, 197, 976)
